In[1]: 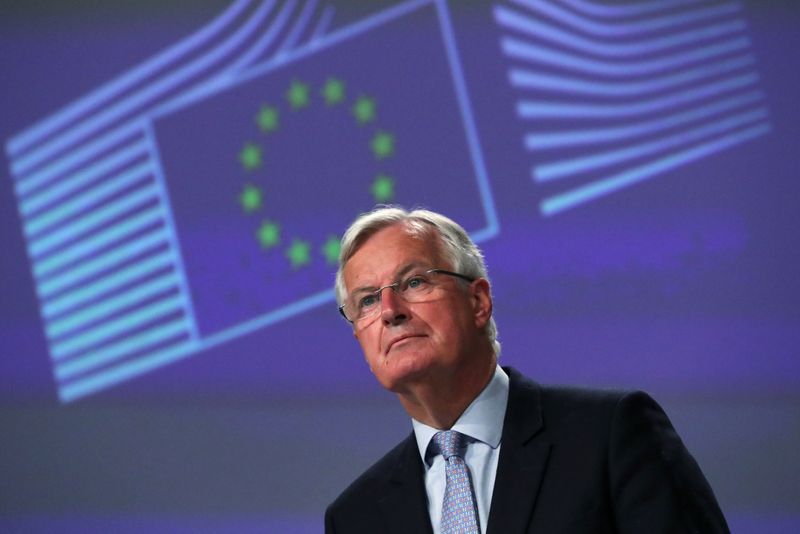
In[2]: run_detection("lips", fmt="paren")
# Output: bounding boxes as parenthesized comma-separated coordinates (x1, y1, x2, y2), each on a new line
(386, 333, 425, 352)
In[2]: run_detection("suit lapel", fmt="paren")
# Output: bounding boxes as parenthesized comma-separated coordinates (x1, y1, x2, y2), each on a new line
(486, 367, 550, 534)
(377, 435, 434, 534)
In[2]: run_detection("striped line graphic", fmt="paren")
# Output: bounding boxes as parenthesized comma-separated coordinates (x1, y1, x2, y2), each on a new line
(5, 0, 338, 402)
(494, 0, 771, 215)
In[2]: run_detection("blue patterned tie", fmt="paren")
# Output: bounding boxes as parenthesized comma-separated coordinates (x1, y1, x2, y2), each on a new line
(432, 430, 480, 534)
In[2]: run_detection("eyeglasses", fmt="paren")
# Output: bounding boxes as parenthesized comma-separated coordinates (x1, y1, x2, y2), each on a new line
(339, 268, 475, 325)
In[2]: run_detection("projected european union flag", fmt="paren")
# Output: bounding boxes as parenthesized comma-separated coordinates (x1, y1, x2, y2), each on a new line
(494, 0, 771, 216)
(5, 0, 497, 402)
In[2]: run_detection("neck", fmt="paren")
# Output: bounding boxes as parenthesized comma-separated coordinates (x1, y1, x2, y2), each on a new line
(397, 355, 496, 429)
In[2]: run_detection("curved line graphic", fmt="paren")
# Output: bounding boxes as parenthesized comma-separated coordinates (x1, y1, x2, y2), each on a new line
(509, 55, 755, 97)
(534, 108, 768, 182)
(225, 0, 291, 73)
(516, 73, 759, 119)
(276, 0, 317, 56)
(509, 0, 742, 38)
(540, 123, 771, 216)
(311, 6, 336, 42)
(12, 1, 278, 178)
(7, 0, 252, 157)
(525, 90, 763, 149)
(494, 5, 745, 58)
(500, 36, 751, 78)
(560, 0, 702, 19)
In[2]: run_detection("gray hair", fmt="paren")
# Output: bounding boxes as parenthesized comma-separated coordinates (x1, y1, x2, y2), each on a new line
(335, 206, 500, 356)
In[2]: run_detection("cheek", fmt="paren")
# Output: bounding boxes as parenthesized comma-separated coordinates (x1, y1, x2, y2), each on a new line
(356, 330, 383, 363)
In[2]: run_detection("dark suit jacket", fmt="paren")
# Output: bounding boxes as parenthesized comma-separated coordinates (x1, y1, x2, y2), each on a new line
(325, 367, 729, 533)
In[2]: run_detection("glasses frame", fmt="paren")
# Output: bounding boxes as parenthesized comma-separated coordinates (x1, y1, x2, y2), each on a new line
(338, 268, 476, 324)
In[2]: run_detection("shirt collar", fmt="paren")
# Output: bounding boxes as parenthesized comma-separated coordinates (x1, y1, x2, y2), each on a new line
(412, 365, 509, 466)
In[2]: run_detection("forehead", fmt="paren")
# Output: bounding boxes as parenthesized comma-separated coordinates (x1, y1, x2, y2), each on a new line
(344, 223, 445, 283)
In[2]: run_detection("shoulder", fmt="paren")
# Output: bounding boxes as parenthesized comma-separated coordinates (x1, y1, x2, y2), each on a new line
(541, 384, 660, 425)
(504, 366, 667, 444)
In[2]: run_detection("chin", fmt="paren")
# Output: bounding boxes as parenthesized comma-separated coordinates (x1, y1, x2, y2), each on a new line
(377, 351, 435, 392)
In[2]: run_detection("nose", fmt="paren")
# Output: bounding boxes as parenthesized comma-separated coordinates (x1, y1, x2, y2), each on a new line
(380, 286, 409, 326)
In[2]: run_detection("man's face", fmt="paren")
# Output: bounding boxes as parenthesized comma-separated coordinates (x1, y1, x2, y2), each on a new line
(342, 223, 492, 394)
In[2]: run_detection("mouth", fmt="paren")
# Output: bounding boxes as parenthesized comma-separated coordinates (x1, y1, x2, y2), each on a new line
(386, 334, 425, 353)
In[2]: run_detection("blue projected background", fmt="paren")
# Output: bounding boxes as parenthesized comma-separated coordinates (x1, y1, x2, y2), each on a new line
(1, 1, 798, 532)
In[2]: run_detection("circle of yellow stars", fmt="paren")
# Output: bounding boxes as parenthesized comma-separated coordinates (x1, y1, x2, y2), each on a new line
(237, 76, 397, 269)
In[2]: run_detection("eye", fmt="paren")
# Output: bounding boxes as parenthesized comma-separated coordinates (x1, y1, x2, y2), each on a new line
(358, 294, 378, 309)
(405, 275, 429, 290)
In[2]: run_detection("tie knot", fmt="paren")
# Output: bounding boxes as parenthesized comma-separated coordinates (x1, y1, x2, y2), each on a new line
(432, 430, 467, 461)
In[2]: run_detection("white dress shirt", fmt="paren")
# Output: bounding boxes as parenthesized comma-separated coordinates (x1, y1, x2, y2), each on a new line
(412, 365, 510, 534)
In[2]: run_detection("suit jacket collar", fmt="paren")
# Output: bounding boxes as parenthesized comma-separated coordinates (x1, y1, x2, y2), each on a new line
(377, 435, 434, 534)
(486, 367, 551, 534)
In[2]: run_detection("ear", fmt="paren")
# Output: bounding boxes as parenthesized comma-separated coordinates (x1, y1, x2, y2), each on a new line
(470, 278, 493, 329)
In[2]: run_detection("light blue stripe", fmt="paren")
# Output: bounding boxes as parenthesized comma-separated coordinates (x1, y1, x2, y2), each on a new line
(14, 123, 143, 196)
(540, 123, 771, 216)
(227, 0, 288, 72)
(516, 73, 758, 119)
(56, 287, 336, 401)
(205, 290, 336, 350)
(38, 228, 169, 298)
(34, 207, 163, 280)
(19, 140, 149, 215)
(142, 121, 201, 344)
(275, 0, 314, 57)
(29, 186, 158, 258)
(25, 161, 152, 237)
(561, 0, 701, 18)
(58, 339, 196, 403)
(47, 273, 179, 339)
(58, 289, 338, 401)
(154, 0, 431, 120)
(59, 290, 335, 402)
(526, 90, 763, 149)
(434, 0, 499, 238)
(494, 6, 745, 58)
(510, 0, 742, 37)
(43, 251, 174, 319)
(310, 6, 335, 42)
(51, 294, 184, 359)
(501, 36, 751, 78)
(55, 320, 190, 381)
(11, 1, 275, 177)
(535, 108, 768, 182)
(6, 0, 250, 157)
(509, 55, 755, 97)
(226, 0, 293, 71)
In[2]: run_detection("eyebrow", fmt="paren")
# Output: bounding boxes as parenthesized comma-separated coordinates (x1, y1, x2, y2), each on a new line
(350, 261, 431, 296)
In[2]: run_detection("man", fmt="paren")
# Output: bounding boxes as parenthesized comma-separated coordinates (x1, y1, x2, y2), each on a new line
(325, 206, 729, 533)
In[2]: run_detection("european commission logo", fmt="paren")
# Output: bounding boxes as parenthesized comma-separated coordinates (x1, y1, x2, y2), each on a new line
(5, 0, 497, 402)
